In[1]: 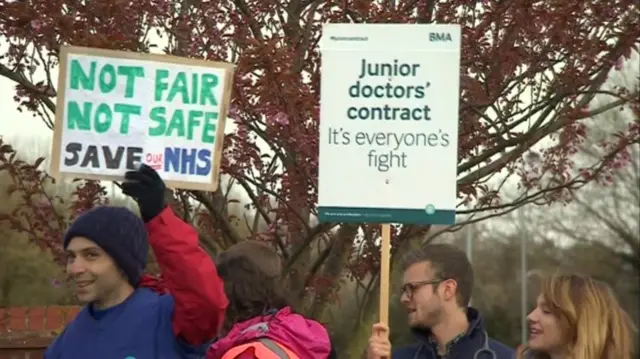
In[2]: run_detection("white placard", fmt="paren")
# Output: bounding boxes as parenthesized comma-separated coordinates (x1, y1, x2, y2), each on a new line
(51, 46, 234, 191)
(318, 24, 461, 225)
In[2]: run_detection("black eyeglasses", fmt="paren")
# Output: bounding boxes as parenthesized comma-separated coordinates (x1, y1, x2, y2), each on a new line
(401, 279, 445, 298)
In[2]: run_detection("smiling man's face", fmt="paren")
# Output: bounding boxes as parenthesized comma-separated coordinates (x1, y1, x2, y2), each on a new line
(65, 236, 126, 308)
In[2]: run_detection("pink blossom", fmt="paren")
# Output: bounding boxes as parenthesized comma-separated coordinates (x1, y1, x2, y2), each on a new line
(237, 125, 248, 139)
(614, 57, 624, 70)
(30, 19, 42, 31)
(228, 104, 239, 119)
(269, 111, 289, 126)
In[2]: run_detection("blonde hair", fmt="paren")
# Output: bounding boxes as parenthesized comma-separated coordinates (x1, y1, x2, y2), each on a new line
(518, 273, 636, 359)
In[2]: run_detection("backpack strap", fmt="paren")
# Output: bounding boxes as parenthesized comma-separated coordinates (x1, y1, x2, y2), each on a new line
(257, 338, 291, 358)
(221, 338, 298, 359)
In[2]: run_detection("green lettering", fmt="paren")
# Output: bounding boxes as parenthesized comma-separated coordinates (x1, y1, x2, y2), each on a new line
(67, 101, 92, 130)
(94, 103, 112, 133)
(99, 64, 116, 94)
(167, 72, 189, 104)
(155, 69, 170, 101)
(202, 112, 218, 144)
(200, 74, 219, 106)
(149, 107, 167, 136)
(187, 110, 203, 140)
(117, 66, 145, 98)
(69, 60, 96, 90)
(114, 104, 141, 134)
(166, 109, 185, 137)
(190, 73, 199, 104)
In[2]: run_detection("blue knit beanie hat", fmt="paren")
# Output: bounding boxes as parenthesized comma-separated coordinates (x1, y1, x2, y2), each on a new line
(63, 206, 149, 287)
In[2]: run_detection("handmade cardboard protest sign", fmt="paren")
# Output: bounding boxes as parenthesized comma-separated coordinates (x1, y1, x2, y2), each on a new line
(318, 24, 461, 225)
(50, 45, 234, 191)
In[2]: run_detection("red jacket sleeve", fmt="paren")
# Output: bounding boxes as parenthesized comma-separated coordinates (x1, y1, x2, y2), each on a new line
(145, 206, 228, 344)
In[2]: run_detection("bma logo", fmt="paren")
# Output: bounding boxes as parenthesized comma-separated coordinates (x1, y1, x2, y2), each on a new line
(429, 32, 452, 42)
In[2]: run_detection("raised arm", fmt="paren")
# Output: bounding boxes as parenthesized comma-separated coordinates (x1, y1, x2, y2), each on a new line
(147, 206, 227, 343)
(122, 164, 228, 345)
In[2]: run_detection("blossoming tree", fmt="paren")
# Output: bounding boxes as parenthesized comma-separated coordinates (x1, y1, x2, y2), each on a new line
(0, 0, 638, 352)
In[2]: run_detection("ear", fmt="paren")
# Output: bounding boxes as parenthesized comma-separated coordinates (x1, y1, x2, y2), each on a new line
(441, 279, 458, 302)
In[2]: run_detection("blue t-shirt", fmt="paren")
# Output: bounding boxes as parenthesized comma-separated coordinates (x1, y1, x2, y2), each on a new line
(45, 288, 209, 359)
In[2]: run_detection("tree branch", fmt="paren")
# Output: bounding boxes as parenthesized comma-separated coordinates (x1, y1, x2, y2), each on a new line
(190, 190, 244, 246)
(0, 64, 56, 113)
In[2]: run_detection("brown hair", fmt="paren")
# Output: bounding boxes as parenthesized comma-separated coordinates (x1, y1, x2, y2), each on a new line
(401, 243, 474, 307)
(518, 273, 637, 359)
(216, 241, 289, 331)
(217, 240, 283, 277)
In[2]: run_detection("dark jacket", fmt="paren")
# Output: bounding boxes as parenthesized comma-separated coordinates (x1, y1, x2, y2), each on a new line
(391, 308, 514, 359)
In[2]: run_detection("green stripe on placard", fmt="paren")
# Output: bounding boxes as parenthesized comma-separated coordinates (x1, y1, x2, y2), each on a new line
(318, 206, 455, 225)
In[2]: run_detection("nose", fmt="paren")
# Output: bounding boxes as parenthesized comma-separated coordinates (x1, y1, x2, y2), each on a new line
(527, 308, 538, 322)
(67, 257, 87, 276)
(400, 291, 410, 305)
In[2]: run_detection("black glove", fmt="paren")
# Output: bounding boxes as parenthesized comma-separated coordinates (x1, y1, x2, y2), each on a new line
(121, 164, 166, 222)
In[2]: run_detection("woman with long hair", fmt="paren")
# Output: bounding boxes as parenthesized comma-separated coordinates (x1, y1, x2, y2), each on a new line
(518, 272, 636, 359)
(205, 241, 335, 359)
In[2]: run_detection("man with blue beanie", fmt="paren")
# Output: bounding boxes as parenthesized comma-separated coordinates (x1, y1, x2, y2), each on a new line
(45, 164, 228, 359)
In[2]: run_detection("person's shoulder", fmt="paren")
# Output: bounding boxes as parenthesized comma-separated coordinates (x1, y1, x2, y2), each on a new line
(43, 308, 88, 357)
(391, 343, 424, 359)
(45, 328, 67, 358)
(134, 286, 172, 304)
(117, 288, 175, 322)
(262, 308, 332, 358)
(488, 337, 516, 357)
(141, 287, 181, 325)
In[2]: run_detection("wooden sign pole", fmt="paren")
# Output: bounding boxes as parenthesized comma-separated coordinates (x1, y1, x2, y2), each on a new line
(379, 223, 391, 325)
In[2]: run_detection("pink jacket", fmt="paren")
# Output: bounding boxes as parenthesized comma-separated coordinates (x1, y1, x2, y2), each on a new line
(206, 307, 331, 359)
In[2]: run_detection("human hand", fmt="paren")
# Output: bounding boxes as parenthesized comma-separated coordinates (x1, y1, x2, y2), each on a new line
(121, 164, 166, 222)
(367, 323, 391, 359)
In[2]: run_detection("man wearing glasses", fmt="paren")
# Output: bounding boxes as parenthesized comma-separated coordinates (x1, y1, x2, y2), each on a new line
(366, 243, 514, 359)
